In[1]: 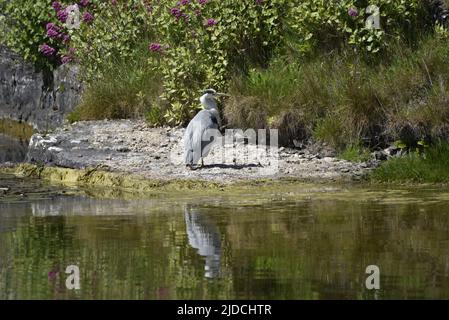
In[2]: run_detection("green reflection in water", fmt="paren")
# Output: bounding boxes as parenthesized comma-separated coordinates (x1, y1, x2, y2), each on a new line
(1, 180, 449, 299)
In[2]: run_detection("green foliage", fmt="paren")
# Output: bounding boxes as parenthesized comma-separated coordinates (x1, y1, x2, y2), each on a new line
(2, 0, 434, 125)
(68, 47, 162, 121)
(1, 0, 57, 69)
(69, 0, 153, 80)
(339, 143, 372, 162)
(226, 33, 449, 150)
(285, 0, 427, 56)
(371, 142, 449, 183)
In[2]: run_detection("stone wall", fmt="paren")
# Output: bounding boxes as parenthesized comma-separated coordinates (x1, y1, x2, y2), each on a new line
(0, 46, 82, 131)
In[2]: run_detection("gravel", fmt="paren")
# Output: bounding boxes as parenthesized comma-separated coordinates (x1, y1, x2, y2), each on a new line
(26, 120, 380, 182)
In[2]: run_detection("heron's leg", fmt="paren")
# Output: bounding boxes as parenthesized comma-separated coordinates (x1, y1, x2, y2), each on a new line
(201, 158, 204, 167)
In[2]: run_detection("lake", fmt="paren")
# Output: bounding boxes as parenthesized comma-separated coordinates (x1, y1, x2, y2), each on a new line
(2, 123, 449, 300)
(1, 171, 449, 299)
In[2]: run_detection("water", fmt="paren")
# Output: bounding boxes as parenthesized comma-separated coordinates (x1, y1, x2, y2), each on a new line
(1, 175, 449, 300)
(0, 133, 28, 163)
(2, 122, 449, 300)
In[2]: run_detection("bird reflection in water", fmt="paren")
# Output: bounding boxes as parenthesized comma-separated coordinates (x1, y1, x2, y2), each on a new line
(184, 206, 221, 278)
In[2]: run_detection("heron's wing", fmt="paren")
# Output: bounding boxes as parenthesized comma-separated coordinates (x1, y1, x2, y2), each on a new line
(184, 110, 220, 164)
(184, 207, 221, 278)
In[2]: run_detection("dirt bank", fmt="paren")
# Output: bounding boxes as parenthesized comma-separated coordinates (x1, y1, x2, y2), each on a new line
(25, 120, 379, 183)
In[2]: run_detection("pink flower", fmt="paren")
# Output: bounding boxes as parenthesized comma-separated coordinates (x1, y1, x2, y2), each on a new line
(52, 2, 62, 12)
(348, 7, 359, 17)
(82, 12, 94, 23)
(205, 18, 217, 27)
(62, 34, 71, 43)
(57, 9, 68, 23)
(47, 28, 59, 38)
(46, 22, 60, 31)
(61, 55, 72, 64)
(148, 43, 163, 53)
(79, 0, 90, 7)
(40, 44, 56, 57)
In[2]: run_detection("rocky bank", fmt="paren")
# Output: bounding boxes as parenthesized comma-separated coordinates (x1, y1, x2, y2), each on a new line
(0, 46, 81, 131)
(25, 120, 380, 183)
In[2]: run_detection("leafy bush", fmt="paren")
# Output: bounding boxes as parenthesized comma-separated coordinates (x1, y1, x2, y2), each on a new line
(68, 46, 162, 121)
(1, 0, 434, 125)
(225, 34, 449, 149)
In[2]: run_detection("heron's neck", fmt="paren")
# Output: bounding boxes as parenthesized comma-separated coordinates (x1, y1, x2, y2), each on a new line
(200, 95, 217, 110)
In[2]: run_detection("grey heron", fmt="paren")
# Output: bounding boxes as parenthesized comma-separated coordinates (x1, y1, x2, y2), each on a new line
(184, 205, 221, 278)
(184, 89, 228, 169)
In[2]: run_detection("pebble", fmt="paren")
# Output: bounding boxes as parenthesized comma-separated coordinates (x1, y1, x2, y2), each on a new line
(26, 120, 378, 182)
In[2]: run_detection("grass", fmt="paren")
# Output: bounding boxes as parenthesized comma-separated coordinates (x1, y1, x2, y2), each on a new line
(224, 34, 449, 151)
(67, 47, 162, 122)
(338, 144, 372, 163)
(371, 142, 449, 183)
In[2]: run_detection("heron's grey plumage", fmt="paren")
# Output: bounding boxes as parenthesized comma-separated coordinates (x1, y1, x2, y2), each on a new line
(184, 206, 221, 278)
(184, 89, 223, 167)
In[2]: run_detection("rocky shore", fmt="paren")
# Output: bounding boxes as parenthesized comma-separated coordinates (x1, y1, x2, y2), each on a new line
(24, 120, 380, 183)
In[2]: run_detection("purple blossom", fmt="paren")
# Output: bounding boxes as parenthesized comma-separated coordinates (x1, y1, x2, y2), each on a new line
(62, 34, 71, 43)
(198, 0, 207, 5)
(255, 0, 263, 4)
(148, 43, 163, 53)
(182, 13, 190, 21)
(47, 28, 59, 38)
(68, 47, 76, 55)
(205, 18, 217, 27)
(57, 9, 68, 23)
(78, 0, 90, 7)
(46, 22, 60, 31)
(194, 9, 201, 16)
(40, 44, 56, 57)
(170, 7, 182, 18)
(52, 1, 62, 12)
(111, 0, 117, 5)
(48, 270, 58, 280)
(61, 55, 72, 64)
(179, 0, 190, 5)
(82, 12, 94, 23)
(348, 7, 359, 17)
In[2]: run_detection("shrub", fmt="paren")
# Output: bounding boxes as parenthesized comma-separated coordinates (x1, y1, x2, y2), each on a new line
(68, 45, 162, 121)
(225, 34, 449, 149)
(2, 0, 434, 126)
(371, 142, 449, 183)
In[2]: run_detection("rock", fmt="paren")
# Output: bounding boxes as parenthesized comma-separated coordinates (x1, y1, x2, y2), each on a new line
(373, 151, 388, 161)
(293, 139, 304, 149)
(114, 146, 130, 152)
(0, 46, 81, 130)
(24, 119, 375, 182)
(384, 145, 400, 157)
(48, 146, 63, 153)
(0, 187, 10, 194)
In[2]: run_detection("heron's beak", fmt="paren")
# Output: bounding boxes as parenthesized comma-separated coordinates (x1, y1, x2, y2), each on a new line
(215, 92, 230, 97)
